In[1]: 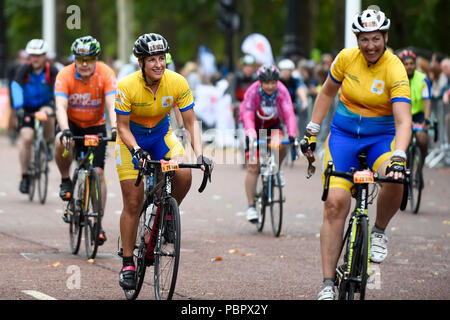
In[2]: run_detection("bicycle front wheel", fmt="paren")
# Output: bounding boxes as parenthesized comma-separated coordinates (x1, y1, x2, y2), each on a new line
(69, 172, 82, 254)
(338, 216, 369, 300)
(36, 140, 49, 204)
(408, 145, 422, 214)
(255, 180, 266, 232)
(269, 173, 283, 237)
(154, 197, 180, 300)
(84, 169, 103, 259)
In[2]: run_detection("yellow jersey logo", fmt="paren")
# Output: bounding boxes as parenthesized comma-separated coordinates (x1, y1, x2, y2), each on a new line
(162, 96, 173, 107)
(371, 80, 385, 95)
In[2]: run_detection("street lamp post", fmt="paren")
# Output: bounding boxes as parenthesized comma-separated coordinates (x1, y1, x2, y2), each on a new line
(281, 0, 302, 59)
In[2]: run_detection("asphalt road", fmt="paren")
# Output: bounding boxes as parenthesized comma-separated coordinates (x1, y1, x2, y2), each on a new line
(0, 134, 449, 302)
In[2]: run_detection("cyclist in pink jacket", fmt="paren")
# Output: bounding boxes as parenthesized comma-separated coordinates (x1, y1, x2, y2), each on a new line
(239, 64, 298, 223)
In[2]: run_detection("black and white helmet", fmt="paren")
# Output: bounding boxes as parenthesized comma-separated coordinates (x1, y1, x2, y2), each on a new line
(351, 8, 390, 34)
(25, 39, 48, 55)
(133, 33, 170, 59)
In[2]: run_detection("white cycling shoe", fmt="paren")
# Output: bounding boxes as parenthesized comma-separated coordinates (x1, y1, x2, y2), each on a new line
(370, 232, 388, 263)
(317, 285, 335, 300)
(246, 206, 258, 223)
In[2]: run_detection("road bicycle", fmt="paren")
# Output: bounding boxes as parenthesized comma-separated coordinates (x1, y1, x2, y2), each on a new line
(407, 123, 425, 214)
(26, 110, 54, 204)
(322, 152, 409, 300)
(118, 157, 211, 300)
(252, 137, 299, 237)
(62, 133, 113, 259)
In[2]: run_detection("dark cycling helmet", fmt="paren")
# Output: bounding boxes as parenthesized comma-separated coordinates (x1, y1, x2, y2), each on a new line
(351, 8, 390, 34)
(257, 64, 280, 82)
(71, 35, 101, 57)
(398, 49, 416, 62)
(133, 33, 170, 59)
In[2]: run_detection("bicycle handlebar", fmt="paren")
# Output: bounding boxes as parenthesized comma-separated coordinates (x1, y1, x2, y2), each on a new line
(135, 158, 212, 193)
(321, 160, 410, 211)
(62, 133, 115, 158)
(251, 138, 300, 161)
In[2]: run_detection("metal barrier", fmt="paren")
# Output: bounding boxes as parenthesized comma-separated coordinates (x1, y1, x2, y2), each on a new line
(425, 99, 450, 168)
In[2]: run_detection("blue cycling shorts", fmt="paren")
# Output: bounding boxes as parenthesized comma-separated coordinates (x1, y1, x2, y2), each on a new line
(114, 116, 185, 181)
(323, 105, 396, 192)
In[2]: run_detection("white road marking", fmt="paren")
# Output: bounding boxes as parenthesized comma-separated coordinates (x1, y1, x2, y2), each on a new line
(22, 290, 57, 300)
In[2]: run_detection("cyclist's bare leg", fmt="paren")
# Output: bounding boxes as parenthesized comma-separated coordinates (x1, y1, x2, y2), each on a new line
(415, 131, 428, 164)
(119, 179, 144, 257)
(245, 163, 259, 206)
(375, 160, 403, 229)
(19, 127, 34, 174)
(40, 106, 55, 144)
(320, 188, 351, 279)
(172, 168, 192, 205)
(95, 167, 107, 212)
(54, 132, 74, 179)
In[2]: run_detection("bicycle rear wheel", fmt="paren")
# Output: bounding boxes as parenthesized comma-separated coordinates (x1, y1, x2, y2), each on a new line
(124, 209, 149, 300)
(154, 197, 180, 300)
(36, 140, 49, 204)
(408, 145, 422, 214)
(69, 172, 82, 254)
(84, 169, 103, 259)
(269, 173, 283, 237)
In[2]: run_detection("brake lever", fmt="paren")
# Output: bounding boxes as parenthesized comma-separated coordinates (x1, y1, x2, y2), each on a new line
(305, 150, 316, 179)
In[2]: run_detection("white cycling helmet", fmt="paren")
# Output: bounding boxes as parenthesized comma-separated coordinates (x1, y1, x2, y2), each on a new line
(351, 8, 390, 34)
(25, 39, 48, 55)
(278, 58, 295, 70)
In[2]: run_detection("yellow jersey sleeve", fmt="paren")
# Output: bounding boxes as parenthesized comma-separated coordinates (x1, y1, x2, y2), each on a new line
(329, 48, 353, 84)
(115, 78, 132, 115)
(387, 56, 411, 104)
(173, 72, 194, 112)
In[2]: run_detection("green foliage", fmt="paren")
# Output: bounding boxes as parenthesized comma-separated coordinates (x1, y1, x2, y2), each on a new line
(4, 0, 448, 64)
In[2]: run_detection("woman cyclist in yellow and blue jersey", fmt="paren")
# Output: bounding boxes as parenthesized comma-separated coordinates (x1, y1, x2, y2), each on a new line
(300, 7, 412, 300)
(115, 33, 212, 290)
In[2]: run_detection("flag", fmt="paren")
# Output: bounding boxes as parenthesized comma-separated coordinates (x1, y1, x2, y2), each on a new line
(197, 45, 217, 77)
(241, 33, 274, 65)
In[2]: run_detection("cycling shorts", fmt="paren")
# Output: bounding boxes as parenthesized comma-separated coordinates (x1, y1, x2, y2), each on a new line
(244, 125, 283, 162)
(115, 124, 185, 181)
(69, 121, 107, 170)
(412, 112, 424, 124)
(323, 119, 395, 193)
(19, 106, 53, 130)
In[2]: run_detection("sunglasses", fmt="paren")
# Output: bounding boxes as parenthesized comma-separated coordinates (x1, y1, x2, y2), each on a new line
(75, 57, 96, 64)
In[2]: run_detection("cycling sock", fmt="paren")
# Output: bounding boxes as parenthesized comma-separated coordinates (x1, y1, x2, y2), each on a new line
(122, 256, 134, 268)
(22, 173, 29, 179)
(323, 278, 335, 288)
(61, 177, 71, 184)
(372, 224, 385, 234)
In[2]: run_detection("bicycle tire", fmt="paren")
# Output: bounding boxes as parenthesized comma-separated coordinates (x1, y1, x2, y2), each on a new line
(255, 179, 266, 232)
(154, 197, 180, 300)
(84, 169, 103, 259)
(338, 216, 369, 300)
(69, 171, 82, 254)
(36, 140, 49, 204)
(28, 162, 36, 202)
(269, 173, 283, 237)
(124, 209, 149, 300)
(408, 145, 422, 214)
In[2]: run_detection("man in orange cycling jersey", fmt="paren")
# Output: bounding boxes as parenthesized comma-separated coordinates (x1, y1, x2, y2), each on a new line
(54, 36, 117, 245)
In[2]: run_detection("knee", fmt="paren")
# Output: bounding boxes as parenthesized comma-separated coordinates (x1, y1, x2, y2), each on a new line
(247, 164, 259, 175)
(323, 198, 348, 223)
